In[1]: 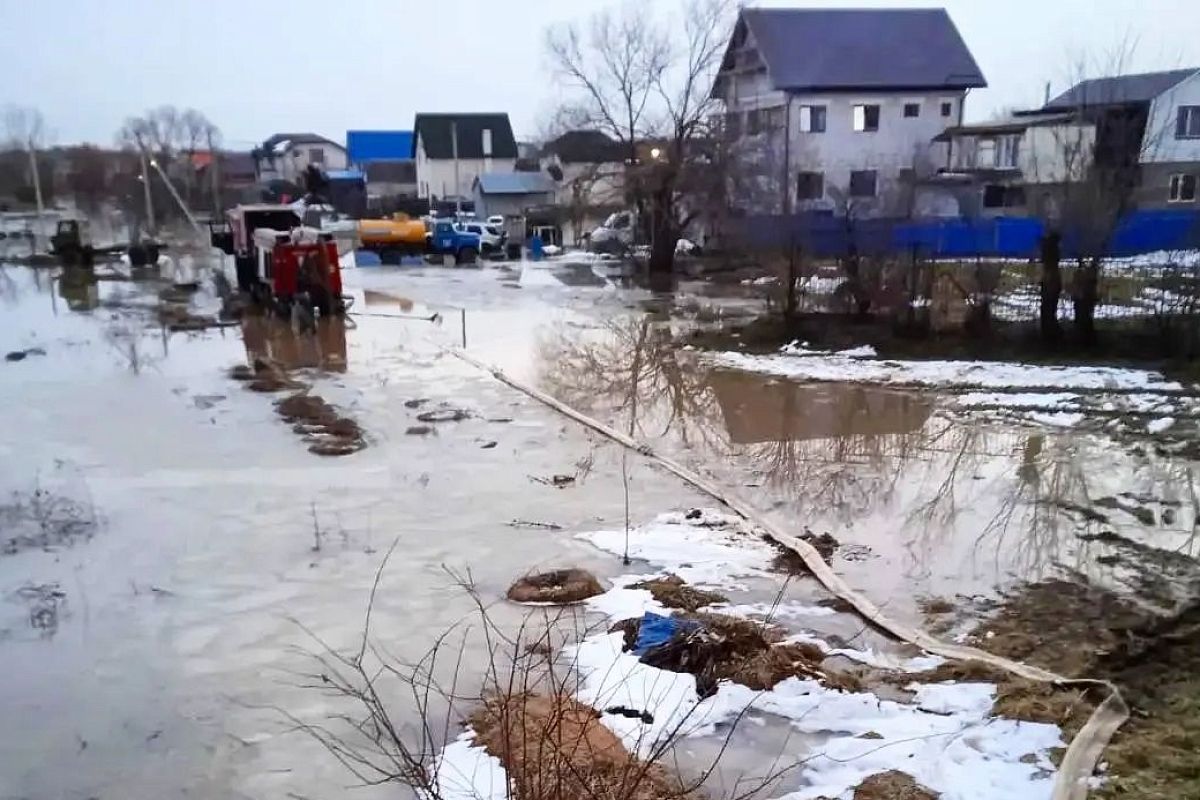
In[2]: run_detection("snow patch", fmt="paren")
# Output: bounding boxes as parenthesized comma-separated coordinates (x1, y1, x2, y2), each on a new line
(432, 731, 508, 800)
(1147, 416, 1176, 435)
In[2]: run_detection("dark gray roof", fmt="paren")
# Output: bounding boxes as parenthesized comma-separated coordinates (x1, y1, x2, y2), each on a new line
(544, 130, 626, 163)
(735, 8, 986, 92)
(1041, 68, 1198, 110)
(413, 113, 518, 160)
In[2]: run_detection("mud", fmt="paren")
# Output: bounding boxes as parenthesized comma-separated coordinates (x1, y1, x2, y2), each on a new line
(850, 770, 938, 800)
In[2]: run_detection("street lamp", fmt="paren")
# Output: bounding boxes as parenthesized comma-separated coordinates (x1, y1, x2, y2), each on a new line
(650, 147, 662, 160)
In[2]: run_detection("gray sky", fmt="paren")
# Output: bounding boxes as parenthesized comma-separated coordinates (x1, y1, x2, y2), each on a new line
(2, 0, 1198, 149)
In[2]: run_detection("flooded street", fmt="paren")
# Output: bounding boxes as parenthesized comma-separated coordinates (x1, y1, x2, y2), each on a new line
(1, 258, 1197, 798)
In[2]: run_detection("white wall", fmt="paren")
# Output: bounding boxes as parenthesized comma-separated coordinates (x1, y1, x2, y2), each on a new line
(1143, 70, 1200, 164)
(273, 143, 347, 183)
(1022, 124, 1095, 184)
(415, 135, 516, 200)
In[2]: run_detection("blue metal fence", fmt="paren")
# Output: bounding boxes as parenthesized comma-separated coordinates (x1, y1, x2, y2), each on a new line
(729, 210, 1200, 261)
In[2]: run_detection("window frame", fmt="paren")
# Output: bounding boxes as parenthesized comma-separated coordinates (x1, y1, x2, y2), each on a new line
(1177, 106, 1200, 139)
(1169, 174, 1198, 203)
(853, 104, 881, 133)
(799, 105, 827, 133)
(308, 147, 325, 164)
(903, 103, 921, 119)
(849, 169, 878, 198)
(940, 100, 954, 119)
(795, 171, 824, 201)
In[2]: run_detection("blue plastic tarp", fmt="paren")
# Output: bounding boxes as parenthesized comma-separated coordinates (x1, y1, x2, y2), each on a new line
(634, 612, 697, 656)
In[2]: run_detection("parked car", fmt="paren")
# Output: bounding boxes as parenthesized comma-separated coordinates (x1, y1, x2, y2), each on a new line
(455, 221, 506, 254)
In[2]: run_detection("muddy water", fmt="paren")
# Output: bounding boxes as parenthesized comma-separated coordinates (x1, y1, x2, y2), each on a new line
(1, 260, 1197, 798)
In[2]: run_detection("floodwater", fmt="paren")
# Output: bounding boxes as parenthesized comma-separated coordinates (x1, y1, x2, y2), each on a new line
(1, 257, 1197, 798)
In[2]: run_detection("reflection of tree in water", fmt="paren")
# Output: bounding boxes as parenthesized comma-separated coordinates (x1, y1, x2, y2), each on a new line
(536, 317, 726, 451)
(538, 314, 1199, 583)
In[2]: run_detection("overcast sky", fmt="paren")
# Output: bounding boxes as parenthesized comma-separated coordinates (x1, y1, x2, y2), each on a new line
(2, 0, 1198, 149)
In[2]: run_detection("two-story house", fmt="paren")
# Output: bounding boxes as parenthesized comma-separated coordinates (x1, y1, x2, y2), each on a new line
(712, 7, 986, 215)
(541, 130, 628, 244)
(938, 68, 1200, 216)
(412, 113, 518, 202)
(253, 133, 348, 185)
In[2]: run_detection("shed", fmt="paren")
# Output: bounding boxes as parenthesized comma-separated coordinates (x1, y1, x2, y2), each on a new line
(472, 172, 555, 218)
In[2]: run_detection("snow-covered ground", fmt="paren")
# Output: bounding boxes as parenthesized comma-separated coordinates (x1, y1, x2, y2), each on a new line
(434, 511, 1069, 800)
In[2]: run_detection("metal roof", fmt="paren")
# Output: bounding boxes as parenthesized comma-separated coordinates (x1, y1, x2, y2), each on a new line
(346, 130, 414, 163)
(474, 172, 555, 195)
(1041, 68, 1199, 110)
(736, 8, 986, 92)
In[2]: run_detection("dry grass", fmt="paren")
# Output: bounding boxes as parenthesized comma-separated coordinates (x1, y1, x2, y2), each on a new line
(991, 679, 1096, 736)
(468, 692, 697, 800)
(851, 770, 938, 800)
(629, 575, 727, 612)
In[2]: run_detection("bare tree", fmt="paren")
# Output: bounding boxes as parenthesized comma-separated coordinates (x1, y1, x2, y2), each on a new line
(3, 105, 50, 217)
(547, 0, 733, 275)
(1031, 43, 1172, 346)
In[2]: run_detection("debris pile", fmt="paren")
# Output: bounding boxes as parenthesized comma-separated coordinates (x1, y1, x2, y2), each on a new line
(507, 569, 603, 604)
(619, 606, 861, 697)
(628, 574, 727, 612)
(276, 393, 366, 457)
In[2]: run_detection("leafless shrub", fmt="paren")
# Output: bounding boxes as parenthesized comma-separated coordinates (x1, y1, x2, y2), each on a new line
(0, 482, 98, 555)
(278, 551, 795, 800)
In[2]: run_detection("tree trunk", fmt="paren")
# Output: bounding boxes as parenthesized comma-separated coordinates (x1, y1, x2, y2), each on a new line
(784, 245, 800, 323)
(1039, 231, 1062, 344)
(647, 193, 675, 275)
(1072, 257, 1100, 347)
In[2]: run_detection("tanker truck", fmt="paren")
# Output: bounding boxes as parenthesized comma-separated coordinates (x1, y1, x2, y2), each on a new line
(357, 215, 480, 265)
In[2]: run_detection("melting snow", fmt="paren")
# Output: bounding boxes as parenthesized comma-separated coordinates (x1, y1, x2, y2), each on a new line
(1147, 417, 1176, 435)
(432, 731, 508, 800)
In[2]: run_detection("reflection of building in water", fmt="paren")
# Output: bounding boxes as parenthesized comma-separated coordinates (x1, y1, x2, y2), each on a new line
(58, 268, 100, 312)
(241, 316, 348, 372)
(708, 369, 933, 444)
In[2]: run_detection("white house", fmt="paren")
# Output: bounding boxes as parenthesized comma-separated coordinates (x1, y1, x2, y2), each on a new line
(413, 113, 518, 202)
(542, 130, 628, 244)
(711, 7, 987, 214)
(939, 68, 1200, 214)
(254, 133, 347, 185)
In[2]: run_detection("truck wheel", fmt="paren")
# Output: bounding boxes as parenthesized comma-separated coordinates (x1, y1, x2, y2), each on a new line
(458, 247, 477, 265)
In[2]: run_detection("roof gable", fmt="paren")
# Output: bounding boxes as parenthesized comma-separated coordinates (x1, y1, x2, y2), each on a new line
(414, 114, 518, 160)
(734, 8, 986, 93)
(1042, 68, 1200, 111)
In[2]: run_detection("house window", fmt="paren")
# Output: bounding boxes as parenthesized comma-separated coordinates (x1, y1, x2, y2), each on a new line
(853, 105, 880, 132)
(898, 167, 916, 184)
(796, 171, 824, 201)
(983, 184, 1027, 209)
(1169, 174, 1198, 203)
(799, 105, 827, 133)
(849, 170, 877, 197)
(977, 138, 997, 167)
(1177, 106, 1200, 139)
(308, 148, 325, 164)
(747, 108, 762, 135)
(482, 128, 493, 156)
(764, 106, 784, 130)
(998, 135, 1021, 168)
(941, 101, 954, 118)
(904, 103, 921, 119)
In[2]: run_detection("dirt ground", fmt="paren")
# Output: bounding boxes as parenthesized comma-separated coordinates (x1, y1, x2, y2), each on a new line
(967, 579, 1200, 798)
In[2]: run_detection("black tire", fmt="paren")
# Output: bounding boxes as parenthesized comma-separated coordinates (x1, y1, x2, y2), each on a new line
(458, 247, 477, 265)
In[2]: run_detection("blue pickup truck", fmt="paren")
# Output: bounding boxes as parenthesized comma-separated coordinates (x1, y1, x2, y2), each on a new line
(428, 220, 481, 265)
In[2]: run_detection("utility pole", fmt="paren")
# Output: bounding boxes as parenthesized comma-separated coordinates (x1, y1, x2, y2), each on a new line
(451, 120, 461, 217)
(26, 140, 45, 252)
(139, 148, 156, 237)
(149, 157, 202, 236)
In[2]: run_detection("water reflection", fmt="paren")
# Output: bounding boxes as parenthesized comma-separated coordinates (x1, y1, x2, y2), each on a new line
(241, 316, 349, 373)
(537, 316, 1200, 603)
